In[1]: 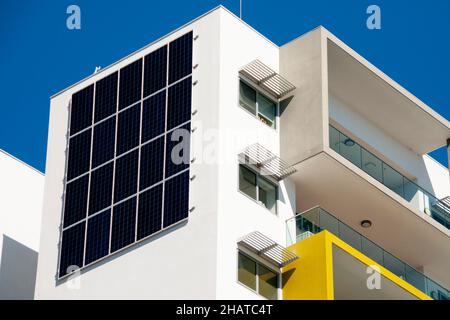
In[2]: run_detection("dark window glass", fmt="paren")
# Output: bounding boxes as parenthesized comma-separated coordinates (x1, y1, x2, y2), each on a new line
(70, 85, 94, 135)
(137, 184, 163, 240)
(163, 170, 189, 227)
(119, 59, 142, 110)
(95, 72, 118, 122)
(117, 103, 140, 155)
(67, 129, 91, 181)
(92, 116, 116, 168)
(168, 32, 193, 84)
(165, 122, 190, 178)
(142, 91, 166, 143)
(111, 197, 136, 252)
(88, 162, 113, 215)
(167, 77, 191, 130)
(64, 175, 89, 227)
(144, 46, 167, 97)
(114, 150, 138, 202)
(59, 222, 85, 277)
(140, 136, 164, 190)
(85, 209, 111, 264)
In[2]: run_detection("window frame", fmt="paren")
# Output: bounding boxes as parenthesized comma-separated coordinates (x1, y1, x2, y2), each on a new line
(238, 79, 279, 130)
(236, 251, 280, 300)
(238, 164, 278, 215)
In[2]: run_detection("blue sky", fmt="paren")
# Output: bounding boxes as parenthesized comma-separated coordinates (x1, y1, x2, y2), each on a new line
(0, 0, 449, 173)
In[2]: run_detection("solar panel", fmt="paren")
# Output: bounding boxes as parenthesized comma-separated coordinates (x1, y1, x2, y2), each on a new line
(92, 116, 116, 168)
(119, 59, 142, 110)
(70, 84, 94, 135)
(169, 32, 193, 84)
(88, 162, 113, 215)
(95, 72, 118, 122)
(59, 221, 85, 277)
(139, 136, 164, 191)
(165, 122, 191, 178)
(167, 77, 192, 130)
(111, 197, 137, 253)
(63, 175, 89, 227)
(114, 150, 138, 202)
(116, 103, 140, 156)
(163, 170, 190, 227)
(85, 209, 111, 265)
(67, 129, 91, 181)
(137, 184, 163, 240)
(144, 45, 167, 97)
(142, 91, 166, 143)
(59, 31, 193, 278)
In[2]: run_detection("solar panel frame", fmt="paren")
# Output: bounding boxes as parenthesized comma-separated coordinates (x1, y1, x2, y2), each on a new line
(58, 31, 193, 279)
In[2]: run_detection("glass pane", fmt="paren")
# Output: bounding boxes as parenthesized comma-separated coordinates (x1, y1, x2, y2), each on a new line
(239, 81, 256, 115)
(319, 209, 339, 236)
(361, 237, 383, 265)
(329, 126, 340, 153)
(405, 265, 427, 293)
(338, 222, 362, 251)
(258, 264, 278, 300)
(258, 177, 277, 214)
(238, 253, 256, 290)
(239, 165, 257, 200)
(339, 132, 361, 168)
(383, 251, 405, 279)
(257, 94, 276, 128)
(404, 178, 420, 205)
(361, 149, 382, 183)
(426, 278, 449, 300)
(382, 164, 404, 197)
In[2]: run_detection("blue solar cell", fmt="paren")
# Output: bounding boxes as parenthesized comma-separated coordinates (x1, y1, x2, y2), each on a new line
(114, 150, 138, 202)
(142, 91, 166, 143)
(95, 72, 118, 122)
(168, 32, 193, 84)
(63, 175, 89, 228)
(144, 46, 167, 97)
(67, 129, 91, 181)
(117, 103, 140, 156)
(119, 59, 142, 110)
(165, 122, 190, 178)
(167, 77, 191, 130)
(59, 222, 85, 277)
(111, 197, 137, 253)
(89, 162, 113, 215)
(163, 170, 189, 228)
(85, 209, 111, 265)
(92, 116, 116, 168)
(137, 184, 162, 240)
(139, 136, 164, 191)
(70, 84, 94, 135)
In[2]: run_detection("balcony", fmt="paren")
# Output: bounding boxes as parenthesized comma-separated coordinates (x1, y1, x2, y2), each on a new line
(329, 125, 450, 230)
(286, 207, 449, 300)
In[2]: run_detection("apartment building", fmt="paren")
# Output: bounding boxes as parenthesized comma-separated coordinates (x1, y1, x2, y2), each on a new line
(0, 149, 44, 299)
(34, 6, 450, 300)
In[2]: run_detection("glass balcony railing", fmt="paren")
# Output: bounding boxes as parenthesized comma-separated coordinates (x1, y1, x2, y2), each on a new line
(329, 125, 450, 230)
(286, 207, 450, 300)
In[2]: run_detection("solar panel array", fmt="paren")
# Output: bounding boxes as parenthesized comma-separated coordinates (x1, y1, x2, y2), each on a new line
(59, 31, 193, 278)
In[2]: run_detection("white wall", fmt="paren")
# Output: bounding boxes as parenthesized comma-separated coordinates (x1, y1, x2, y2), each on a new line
(0, 150, 44, 299)
(35, 8, 223, 300)
(214, 10, 296, 300)
(329, 94, 449, 199)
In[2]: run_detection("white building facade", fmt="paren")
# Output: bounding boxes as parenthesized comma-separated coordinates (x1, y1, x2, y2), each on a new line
(35, 6, 450, 300)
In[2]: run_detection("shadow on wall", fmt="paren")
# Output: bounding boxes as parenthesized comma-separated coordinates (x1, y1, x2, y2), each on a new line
(0, 235, 38, 300)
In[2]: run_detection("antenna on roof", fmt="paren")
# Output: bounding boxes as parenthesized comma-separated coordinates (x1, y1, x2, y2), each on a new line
(240, 0, 242, 19)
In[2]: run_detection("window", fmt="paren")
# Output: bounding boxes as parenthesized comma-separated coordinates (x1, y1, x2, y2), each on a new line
(239, 165, 277, 214)
(237, 252, 279, 300)
(239, 80, 277, 128)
